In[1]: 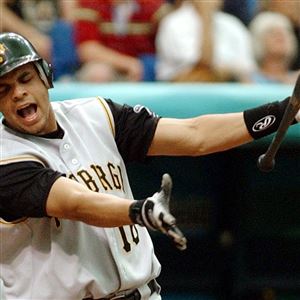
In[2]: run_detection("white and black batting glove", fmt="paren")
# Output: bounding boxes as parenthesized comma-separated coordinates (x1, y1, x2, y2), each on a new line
(129, 173, 187, 251)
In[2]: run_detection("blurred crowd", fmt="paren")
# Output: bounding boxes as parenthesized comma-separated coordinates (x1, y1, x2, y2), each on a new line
(1, 0, 299, 84)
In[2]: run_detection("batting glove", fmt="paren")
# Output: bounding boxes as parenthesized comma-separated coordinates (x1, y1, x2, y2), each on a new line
(129, 173, 187, 251)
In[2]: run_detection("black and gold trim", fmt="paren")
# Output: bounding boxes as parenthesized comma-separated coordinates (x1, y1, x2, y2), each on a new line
(0, 217, 28, 225)
(97, 96, 115, 137)
(0, 155, 45, 166)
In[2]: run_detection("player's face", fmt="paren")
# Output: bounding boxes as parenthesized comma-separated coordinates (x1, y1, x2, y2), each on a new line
(0, 63, 56, 135)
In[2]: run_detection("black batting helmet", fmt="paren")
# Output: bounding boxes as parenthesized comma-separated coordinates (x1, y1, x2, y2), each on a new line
(0, 32, 53, 88)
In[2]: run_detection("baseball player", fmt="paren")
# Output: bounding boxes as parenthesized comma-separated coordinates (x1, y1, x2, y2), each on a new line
(0, 32, 299, 300)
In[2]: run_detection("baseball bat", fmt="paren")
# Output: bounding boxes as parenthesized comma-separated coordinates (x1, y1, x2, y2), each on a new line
(257, 74, 300, 172)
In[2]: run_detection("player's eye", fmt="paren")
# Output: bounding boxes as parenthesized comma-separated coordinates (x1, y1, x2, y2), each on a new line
(0, 85, 9, 99)
(18, 71, 33, 84)
(20, 74, 32, 83)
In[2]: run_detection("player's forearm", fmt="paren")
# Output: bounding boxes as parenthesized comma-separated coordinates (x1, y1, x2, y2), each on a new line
(191, 113, 253, 154)
(149, 97, 296, 157)
(46, 177, 134, 227)
(148, 113, 252, 156)
(73, 193, 135, 227)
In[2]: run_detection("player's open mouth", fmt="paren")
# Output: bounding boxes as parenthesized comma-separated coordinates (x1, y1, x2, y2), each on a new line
(17, 104, 38, 121)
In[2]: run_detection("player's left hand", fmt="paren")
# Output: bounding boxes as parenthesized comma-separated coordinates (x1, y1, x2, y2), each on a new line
(129, 174, 187, 250)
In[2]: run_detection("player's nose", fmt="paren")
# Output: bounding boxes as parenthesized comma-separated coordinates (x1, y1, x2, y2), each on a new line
(12, 84, 28, 102)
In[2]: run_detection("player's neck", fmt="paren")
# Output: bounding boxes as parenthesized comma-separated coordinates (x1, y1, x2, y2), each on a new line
(40, 122, 64, 139)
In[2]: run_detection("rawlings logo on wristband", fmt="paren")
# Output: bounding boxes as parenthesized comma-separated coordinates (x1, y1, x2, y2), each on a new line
(252, 115, 276, 132)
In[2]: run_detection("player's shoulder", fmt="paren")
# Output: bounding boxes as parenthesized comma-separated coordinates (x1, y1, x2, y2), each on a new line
(51, 96, 111, 114)
(51, 96, 98, 110)
(0, 128, 46, 166)
(52, 96, 115, 126)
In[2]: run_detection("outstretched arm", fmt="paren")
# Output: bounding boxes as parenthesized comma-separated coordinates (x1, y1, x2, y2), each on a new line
(46, 176, 134, 227)
(148, 112, 252, 156)
(46, 174, 186, 249)
(148, 96, 298, 157)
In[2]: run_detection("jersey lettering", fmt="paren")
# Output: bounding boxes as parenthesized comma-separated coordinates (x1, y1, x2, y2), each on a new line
(130, 225, 139, 245)
(68, 174, 79, 181)
(118, 225, 140, 252)
(107, 162, 122, 190)
(119, 226, 131, 252)
(90, 164, 113, 191)
(67, 162, 125, 192)
(67, 163, 139, 251)
(117, 165, 125, 192)
(77, 170, 99, 192)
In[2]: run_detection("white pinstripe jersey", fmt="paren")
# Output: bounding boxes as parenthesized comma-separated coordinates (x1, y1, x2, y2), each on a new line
(0, 97, 161, 299)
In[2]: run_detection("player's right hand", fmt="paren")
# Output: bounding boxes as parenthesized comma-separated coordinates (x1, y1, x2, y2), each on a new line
(129, 174, 187, 251)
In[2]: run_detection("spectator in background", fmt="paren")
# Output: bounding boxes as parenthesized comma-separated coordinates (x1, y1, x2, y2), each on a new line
(1, 0, 79, 80)
(155, 0, 257, 82)
(73, 0, 172, 82)
(262, 0, 300, 71)
(0, 1, 52, 61)
(242, 12, 299, 84)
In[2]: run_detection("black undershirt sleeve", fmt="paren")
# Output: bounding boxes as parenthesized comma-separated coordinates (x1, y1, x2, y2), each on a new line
(105, 99, 160, 163)
(0, 161, 63, 221)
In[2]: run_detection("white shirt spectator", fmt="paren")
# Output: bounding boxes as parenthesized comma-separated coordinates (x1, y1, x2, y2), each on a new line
(156, 2, 257, 81)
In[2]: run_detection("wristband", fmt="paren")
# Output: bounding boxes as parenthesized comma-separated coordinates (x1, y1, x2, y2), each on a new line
(129, 199, 145, 226)
(243, 97, 297, 139)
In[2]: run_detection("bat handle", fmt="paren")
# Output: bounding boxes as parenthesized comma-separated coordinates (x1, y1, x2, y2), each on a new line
(257, 73, 300, 172)
(257, 153, 275, 172)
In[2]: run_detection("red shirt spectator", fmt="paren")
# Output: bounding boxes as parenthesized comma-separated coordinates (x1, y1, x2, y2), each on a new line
(73, 0, 171, 81)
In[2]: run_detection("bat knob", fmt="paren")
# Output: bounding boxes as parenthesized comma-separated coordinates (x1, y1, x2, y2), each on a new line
(257, 154, 275, 172)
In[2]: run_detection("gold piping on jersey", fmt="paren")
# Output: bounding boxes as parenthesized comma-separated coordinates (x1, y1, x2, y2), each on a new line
(0, 217, 28, 225)
(0, 155, 46, 166)
(97, 96, 115, 137)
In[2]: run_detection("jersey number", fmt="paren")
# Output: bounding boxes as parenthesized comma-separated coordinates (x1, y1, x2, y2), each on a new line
(119, 225, 140, 252)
